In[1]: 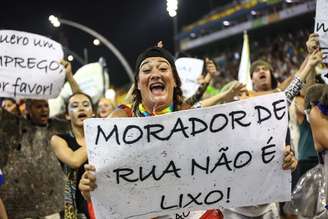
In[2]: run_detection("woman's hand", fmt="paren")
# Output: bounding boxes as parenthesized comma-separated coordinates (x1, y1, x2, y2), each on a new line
(60, 59, 73, 79)
(306, 33, 319, 54)
(79, 164, 97, 201)
(282, 145, 298, 171)
(307, 49, 323, 68)
(205, 58, 217, 79)
(197, 58, 219, 84)
(223, 81, 247, 101)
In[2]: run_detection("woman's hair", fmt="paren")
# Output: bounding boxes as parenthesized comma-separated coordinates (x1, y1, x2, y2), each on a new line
(304, 84, 325, 110)
(319, 85, 328, 106)
(65, 92, 94, 114)
(131, 47, 183, 113)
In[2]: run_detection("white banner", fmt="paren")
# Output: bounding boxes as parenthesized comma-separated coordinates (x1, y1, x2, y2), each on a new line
(85, 92, 290, 219)
(175, 58, 204, 98)
(0, 30, 65, 99)
(315, 0, 328, 63)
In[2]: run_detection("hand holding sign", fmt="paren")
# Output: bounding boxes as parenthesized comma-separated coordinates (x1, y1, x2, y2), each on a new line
(282, 145, 297, 171)
(306, 33, 320, 54)
(60, 59, 73, 79)
(79, 164, 97, 201)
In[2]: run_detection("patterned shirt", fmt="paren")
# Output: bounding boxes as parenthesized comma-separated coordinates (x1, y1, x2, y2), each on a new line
(0, 108, 69, 218)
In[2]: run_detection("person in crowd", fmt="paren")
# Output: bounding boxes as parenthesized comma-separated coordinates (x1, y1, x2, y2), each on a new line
(96, 97, 115, 118)
(0, 60, 80, 218)
(1, 98, 19, 116)
(78, 45, 298, 219)
(293, 91, 318, 177)
(295, 83, 328, 218)
(51, 91, 95, 219)
(221, 47, 322, 219)
(80, 46, 224, 219)
(304, 84, 328, 152)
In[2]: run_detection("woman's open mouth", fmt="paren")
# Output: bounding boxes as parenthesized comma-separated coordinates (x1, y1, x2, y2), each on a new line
(149, 82, 166, 95)
(78, 113, 87, 120)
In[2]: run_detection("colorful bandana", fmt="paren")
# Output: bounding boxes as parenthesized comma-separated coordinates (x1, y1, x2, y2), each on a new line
(138, 104, 174, 117)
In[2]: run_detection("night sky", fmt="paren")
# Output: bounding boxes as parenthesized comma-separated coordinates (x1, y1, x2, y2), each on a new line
(0, 0, 231, 87)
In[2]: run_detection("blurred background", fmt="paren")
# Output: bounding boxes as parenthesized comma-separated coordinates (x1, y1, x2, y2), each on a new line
(0, 0, 316, 102)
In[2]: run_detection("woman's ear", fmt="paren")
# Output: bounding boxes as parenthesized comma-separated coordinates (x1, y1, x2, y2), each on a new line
(65, 113, 71, 121)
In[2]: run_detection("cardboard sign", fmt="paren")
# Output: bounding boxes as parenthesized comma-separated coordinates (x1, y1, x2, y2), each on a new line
(0, 30, 65, 99)
(176, 58, 204, 98)
(315, 0, 328, 62)
(85, 92, 290, 219)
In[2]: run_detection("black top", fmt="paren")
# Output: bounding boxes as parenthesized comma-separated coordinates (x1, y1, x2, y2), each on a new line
(57, 133, 89, 218)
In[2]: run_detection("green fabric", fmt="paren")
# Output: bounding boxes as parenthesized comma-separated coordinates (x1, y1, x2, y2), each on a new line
(298, 119, 317, 160)
(206, 85, 220, 96)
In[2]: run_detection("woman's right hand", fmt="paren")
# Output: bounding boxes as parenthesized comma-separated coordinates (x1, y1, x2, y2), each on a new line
(306, 33, 319, 54)
(79, 164, 97, 201)
(307, 49, 323, 68)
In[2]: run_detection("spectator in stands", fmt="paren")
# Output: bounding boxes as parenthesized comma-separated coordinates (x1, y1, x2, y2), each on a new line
(97, 97, 115, 118)
(1, 98, 19, 116)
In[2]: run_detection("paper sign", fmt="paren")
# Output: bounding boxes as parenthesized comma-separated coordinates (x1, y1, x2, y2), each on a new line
(85, 92, 290, 219)
(0, 30, 65, 99)
(315, 0, 328, 63)
(48, 62, 109, 117)
(175, 58, 204, 98)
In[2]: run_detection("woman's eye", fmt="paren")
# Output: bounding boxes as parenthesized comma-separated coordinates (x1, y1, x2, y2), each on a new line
(160, 68, 167, 72)
(142, 69, 151, 74)
(83, 101, 90, 107)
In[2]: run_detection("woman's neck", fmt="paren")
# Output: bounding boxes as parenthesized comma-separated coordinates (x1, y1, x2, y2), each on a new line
(71, 124, 84, 140)
(142, 102, 171, 113)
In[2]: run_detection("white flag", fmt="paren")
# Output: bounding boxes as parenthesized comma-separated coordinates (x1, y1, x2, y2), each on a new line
(238, 31, 252, 90)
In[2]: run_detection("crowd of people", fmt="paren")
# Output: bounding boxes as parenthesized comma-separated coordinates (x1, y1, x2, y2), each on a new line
(194, 28, 310, 94)
(0, 28, 328, 219)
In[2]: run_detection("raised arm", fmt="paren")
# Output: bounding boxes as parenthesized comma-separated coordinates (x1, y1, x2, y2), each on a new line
(285, 49, 323, 104)
(185, 58, 217, 106)
(50, 135, 87, 169)
(60, 60, 81, 94)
